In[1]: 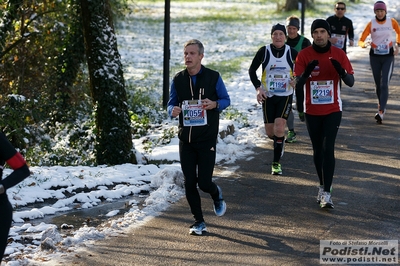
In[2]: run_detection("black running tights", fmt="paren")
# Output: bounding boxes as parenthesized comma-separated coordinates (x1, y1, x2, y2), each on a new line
(179, 139, 219, 223)
(0, 195, 13, 261)
(305, 111, 342, 192)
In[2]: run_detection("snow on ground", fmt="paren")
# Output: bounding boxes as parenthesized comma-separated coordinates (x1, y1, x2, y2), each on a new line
(2, 0, 399, 265)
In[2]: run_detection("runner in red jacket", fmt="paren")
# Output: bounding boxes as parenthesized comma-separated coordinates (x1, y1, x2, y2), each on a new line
(294, 19, 354, 209)
(0, 132, 30, 261)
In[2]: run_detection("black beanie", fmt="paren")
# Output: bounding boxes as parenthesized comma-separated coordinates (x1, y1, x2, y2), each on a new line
(286, 17, 300, 30)
(311, 19, 331, 36)
(271, 23, 287, 36)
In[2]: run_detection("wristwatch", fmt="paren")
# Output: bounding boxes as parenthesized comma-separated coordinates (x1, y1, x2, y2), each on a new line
(0, 184, 4, 194)
(215, 101, 219, 109)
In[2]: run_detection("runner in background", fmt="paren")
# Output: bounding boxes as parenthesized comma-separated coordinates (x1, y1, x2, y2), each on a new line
(249, 24, 298, 175)
(358, 1, 400, 124)
(285, 15, 311, 143)
(326, 1, 355, 54)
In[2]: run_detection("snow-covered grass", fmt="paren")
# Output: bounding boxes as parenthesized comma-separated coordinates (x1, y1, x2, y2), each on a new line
(2, 0, 400, 265)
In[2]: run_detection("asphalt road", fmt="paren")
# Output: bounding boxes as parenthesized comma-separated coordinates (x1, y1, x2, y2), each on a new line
(57, 49, 400, 266)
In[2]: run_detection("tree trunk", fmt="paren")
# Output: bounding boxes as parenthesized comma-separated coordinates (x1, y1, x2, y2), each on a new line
(52, 0, 86, 121)
(285, 0, 314, 11)
(285, 0, 298, 11)
(80, 0, 136, 165)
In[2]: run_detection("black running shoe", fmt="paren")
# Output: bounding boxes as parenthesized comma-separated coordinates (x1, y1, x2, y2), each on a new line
(375, 113, 382, 124)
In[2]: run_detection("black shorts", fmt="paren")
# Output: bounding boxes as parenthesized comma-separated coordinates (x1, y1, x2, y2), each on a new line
(262, 95, 293, 124)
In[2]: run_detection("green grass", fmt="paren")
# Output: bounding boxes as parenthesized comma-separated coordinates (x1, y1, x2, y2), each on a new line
(123, 0, 355, 29)
(207, 56, 249, 80)
(127, 0, 282, 24)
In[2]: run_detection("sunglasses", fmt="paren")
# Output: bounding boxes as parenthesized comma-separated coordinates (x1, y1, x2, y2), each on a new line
(336, 7, 345, 10)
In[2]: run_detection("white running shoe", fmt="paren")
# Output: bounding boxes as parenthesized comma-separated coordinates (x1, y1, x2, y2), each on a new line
(317, 186, 324, 204)
(320, 191, 334, 209)
(317, 186, 333, 204)
(189, 221, 207, 235)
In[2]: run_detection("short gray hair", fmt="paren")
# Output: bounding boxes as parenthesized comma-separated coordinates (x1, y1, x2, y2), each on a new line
(184, 39, 204, 54)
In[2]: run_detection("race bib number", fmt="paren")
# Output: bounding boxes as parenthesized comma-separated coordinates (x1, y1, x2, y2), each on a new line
(267, 72, 290, 93)
(331, 33, 345, 49)
(182, 100, 207, 126)
(373, 40, 390, 55)
(310, 80, 334, 104)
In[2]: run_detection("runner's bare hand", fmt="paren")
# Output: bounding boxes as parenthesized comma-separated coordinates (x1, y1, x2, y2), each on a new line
(256, 87, 267, 104)
(172, 106, 182, 117)
(201, 98, 217, 110)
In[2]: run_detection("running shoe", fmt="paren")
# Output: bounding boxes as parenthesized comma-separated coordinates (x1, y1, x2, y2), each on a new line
(189, 221, 207, 235)
(317, 186, 332, 204)
(316, 186, 324, 204)
(285, 130, 297, 143)
(213, 185, 226, 216)
(320, 191, 334, 209)
(375, 113, 382, 124)
(271, 162, 282, 175)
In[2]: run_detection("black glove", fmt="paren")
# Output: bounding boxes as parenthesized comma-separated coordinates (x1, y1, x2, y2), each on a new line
(302, 60, 319, 78)
(298, 112, 305, 122)
(330, 58, 346, 77)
